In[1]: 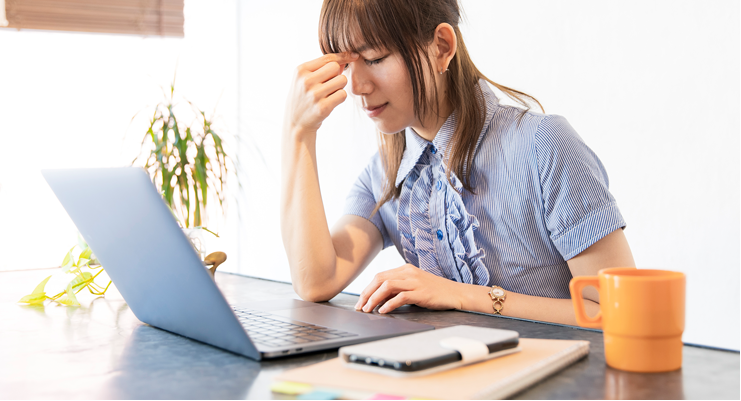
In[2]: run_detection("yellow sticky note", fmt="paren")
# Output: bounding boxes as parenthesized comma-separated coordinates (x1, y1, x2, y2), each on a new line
(270, 381, 313, 395)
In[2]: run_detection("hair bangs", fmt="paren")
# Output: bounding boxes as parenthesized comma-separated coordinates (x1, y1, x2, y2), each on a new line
(318, 0, 397, 55)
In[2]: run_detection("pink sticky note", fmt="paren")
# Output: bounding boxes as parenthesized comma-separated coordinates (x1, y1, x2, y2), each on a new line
(367, 394, 406, 400)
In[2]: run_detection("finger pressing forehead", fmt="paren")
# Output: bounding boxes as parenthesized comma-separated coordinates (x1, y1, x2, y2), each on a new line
(305, 52, 358, 71)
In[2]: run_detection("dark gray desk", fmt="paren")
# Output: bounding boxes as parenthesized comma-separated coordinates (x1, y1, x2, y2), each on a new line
(1, 269, 738, 399)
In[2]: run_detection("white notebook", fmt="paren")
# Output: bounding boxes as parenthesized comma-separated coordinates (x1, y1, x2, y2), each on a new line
(276, 338, 590, 399)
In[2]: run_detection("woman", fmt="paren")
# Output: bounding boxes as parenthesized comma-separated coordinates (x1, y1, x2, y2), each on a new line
(280, 0, 635, 326)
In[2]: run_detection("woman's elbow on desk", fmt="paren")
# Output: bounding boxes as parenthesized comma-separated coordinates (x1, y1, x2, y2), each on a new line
(293, 283, 337, 303)
(289, 265, 344, 303)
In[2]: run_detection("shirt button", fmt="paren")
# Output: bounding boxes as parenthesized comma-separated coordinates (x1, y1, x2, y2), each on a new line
(430, 145, 437, 154)
(436, 181, 442, 191)
(436, 229, 443, 241)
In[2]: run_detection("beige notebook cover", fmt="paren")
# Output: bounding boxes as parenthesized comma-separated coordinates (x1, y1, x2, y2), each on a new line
(276, 338, 589, 400)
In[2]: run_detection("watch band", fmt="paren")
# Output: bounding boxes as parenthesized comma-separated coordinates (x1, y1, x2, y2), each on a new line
(489, 285, 506, 315)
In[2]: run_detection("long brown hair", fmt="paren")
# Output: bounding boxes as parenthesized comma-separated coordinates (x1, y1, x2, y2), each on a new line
(318, 0, 543, 215)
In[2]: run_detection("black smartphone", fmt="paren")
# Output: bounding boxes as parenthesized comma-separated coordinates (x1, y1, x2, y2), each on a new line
(340, 325, 520, 375)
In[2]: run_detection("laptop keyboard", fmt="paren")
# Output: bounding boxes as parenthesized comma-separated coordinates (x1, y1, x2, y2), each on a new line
(232, 307, 358, 348)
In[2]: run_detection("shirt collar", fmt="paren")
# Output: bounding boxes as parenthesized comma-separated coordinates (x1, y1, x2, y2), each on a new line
(394, 80, 499, 188)
(394, 127, 430, 187)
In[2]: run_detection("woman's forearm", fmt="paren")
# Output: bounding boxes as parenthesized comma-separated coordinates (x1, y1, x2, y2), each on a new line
(458, 283, 599, 326)
(280, 128, 339, 301)
(280, 53, 357, 301)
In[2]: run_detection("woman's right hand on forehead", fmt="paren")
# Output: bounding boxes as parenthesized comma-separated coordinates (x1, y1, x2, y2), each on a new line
(284, 52, 358, 137)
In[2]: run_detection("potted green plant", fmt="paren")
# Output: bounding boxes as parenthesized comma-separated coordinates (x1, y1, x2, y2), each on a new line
(133, 81, 231, 227)
(131, 79, 236, 267)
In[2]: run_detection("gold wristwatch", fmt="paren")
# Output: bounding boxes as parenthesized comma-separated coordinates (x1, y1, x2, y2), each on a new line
(489, 285, 506, 315)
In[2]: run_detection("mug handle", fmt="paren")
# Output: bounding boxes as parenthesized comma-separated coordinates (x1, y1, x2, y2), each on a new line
(569, 276, 602, 329)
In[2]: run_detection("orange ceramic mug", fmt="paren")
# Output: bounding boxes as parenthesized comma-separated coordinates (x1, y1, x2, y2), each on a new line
(570, 268, 686, 372)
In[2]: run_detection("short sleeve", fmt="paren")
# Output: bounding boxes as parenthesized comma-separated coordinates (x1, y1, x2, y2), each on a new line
(343, 156, 393, 249)
(535, 115, 626, 260)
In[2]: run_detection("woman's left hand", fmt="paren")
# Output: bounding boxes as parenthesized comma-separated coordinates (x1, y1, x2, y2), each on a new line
(354, 264, 463, 314)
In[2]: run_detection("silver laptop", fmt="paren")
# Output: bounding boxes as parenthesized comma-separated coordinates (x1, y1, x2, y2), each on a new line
(42, 167, 433, 360)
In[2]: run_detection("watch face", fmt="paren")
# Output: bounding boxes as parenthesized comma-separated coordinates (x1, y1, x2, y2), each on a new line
(492, 288, 504, 297)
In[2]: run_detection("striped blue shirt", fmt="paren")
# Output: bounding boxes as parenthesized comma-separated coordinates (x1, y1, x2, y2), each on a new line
(344, 81, 625, 299)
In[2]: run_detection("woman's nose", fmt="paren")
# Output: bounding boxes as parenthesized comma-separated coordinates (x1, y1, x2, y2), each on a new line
(346, 63, 372, 96)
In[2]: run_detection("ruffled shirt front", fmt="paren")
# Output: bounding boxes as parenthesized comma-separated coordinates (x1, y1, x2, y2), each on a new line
(395, 108, 490, 286)
(343, 80, 626, 298)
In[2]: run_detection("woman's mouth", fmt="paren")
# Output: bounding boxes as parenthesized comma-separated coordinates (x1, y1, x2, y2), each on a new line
(364, 102, 388, 118)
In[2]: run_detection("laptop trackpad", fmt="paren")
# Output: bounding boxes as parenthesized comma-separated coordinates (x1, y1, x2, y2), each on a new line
(269, 305, 389, 333)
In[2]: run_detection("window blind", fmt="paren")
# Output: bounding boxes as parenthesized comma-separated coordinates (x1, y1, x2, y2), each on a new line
(2, 0, 183, 37)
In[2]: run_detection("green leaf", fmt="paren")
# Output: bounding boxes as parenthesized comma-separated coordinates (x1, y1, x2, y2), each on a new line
(60, 246, 75, 273)
(76, 258, 90, 267)
(69, 272, 93, 291)
(79, 247, 92, 260)
(193, 188, 201, 227)
(32, 275, 52, 295)
(177, 173, 191, 227)
(18, 275, 53, 304)
(194, 146, 208, 209)
(195, 226, 219, 238)
(18, 293, 48, 305)
(57, 282, 80, 306)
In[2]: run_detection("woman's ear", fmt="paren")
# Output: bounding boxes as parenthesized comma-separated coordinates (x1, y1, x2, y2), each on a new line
(432, 23, 457, 73)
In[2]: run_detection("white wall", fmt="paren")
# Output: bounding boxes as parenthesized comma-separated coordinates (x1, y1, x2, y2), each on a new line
(234, 0, 739, 350)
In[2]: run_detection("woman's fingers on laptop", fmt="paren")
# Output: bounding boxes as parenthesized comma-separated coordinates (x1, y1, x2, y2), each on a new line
(355, 265, 409, 311)
(361, 279, 410, 313)
(356, 264, 465, 314)
(356, 267, 391, 310)
(377, 292, 415, 314)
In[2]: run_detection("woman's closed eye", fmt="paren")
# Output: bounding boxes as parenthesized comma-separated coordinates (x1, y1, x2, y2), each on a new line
(344, 55, 388, 70)
(365, 55, 387, 66)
